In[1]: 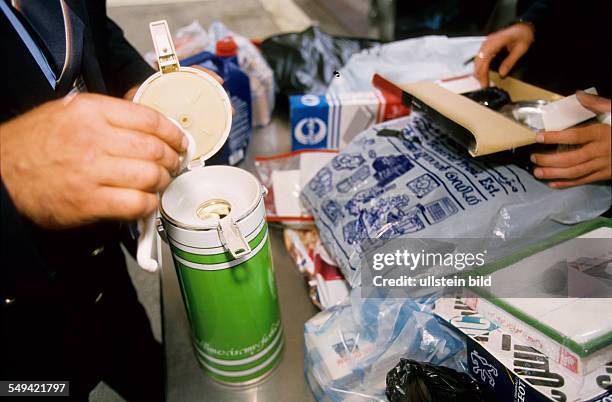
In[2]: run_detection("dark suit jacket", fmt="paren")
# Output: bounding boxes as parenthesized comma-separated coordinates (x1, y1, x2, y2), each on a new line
(1, 0, 155, 380)
(511, 0, 611, 97)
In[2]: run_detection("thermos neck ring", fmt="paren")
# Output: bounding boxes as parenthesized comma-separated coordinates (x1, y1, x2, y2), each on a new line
(159, 192, 264, 232)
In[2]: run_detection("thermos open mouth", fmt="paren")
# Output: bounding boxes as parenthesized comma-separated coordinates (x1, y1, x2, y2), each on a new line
(196, 199, 232, 220)
(159, 166, 263, 232)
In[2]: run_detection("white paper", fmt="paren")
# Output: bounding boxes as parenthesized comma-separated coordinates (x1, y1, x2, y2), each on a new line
(542, 87, 597, 131)
(299, 152, 337, 189)
(272, 170, 302, 217)
(436, 75, 483, 94)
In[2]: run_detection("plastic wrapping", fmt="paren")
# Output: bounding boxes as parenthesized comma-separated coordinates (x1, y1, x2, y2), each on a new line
(326, 36, 484, 95)
(300, 115, 612, 288)
(435, 296, 612, 402)
(283, 228, 349, 309)
(461, 218, 612, 377)
(386, 359, 485, 402)
(144, 21, 210, 66)
(305, 290, 466, 402)
(208, 22, 275, 126)
(260, 26, 379, 100)
(254, 150, 337, 224)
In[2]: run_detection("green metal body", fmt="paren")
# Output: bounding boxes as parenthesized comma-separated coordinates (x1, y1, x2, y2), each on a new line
(170, 223, 283, 384)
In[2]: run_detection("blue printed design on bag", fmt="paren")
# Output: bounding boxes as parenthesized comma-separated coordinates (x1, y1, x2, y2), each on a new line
(336, 165, 371, 193)
(407, 173, 440, 198)
(346, 186, 386, 216)
(322, 199, 343, 224)
(343, 219, 367, 245)
(387, 204, 426, 234)
(331, 154, 365, 171)
(299, 114, 609, 289)
(372, 155, 414, 186)
(360, 195, 411, 238)
(423, 197, 458, 224)
(356, 137, 376, 147)
(309, 167, 333, 197)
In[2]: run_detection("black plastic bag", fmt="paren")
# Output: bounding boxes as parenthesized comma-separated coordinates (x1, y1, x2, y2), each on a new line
(260, 26, 379, 100)
(386, 359, 485, 402)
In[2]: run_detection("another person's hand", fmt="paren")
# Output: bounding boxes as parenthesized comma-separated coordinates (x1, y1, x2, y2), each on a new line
(474, 22, 535, 88)
(0, 93, 187, 228)
(531, 92, 611, 188)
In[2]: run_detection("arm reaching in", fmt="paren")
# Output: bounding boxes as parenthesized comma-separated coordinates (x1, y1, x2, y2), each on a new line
(474, 22, 535, 88)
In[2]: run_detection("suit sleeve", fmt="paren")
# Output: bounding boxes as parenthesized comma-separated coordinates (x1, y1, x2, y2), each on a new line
(517, 0, 573, 41)
(98, 17, 155, 98)
(1, 180, 51, 291)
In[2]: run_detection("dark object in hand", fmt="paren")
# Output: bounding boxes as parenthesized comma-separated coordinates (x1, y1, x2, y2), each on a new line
(386, 359, 485, 402)
(461, 87, 511, 110)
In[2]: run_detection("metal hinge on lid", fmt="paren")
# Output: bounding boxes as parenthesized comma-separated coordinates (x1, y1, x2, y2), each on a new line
(149, 20, 179, 74)
(217, 217, 251, 259)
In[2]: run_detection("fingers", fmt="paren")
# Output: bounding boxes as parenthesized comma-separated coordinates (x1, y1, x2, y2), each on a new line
(531, 145, 595, 168)
(498, 42, 530, 77)
(547, 170, 611, 189)
(92, 95, 187, 152)
(190, 65, 224, 84)
(474, 34, 506, 87)
(92, 187, 159, 220)
(536, 127, 598, 145)
(576, 91, 611, 114)
(95, 156, 172, 193)
(123, 85, 139, 101)
(474, 47, 497, 87)
(474, 54, 492, 88)
(533, 159, 603, 180)
(105, 128, 180, 175)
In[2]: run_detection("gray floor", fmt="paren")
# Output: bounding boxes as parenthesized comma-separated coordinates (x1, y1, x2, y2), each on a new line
(92, 1, 348, 401)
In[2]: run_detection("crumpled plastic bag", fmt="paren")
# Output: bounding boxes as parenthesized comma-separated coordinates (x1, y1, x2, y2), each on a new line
(260, 25, 380, 100)
(386, 359, 485, 402)
(304, 290, 467, 401)
(300, 115, 611, 288)
(326, 36, 484, 95)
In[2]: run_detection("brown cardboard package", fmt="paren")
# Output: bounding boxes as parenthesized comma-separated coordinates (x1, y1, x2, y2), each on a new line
(389, 73, 563, 157)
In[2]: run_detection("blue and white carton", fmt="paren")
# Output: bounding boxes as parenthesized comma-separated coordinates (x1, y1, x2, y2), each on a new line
(290, 91, 408, 151)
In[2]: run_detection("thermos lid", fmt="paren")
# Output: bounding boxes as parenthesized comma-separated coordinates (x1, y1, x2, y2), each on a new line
(133, 20, 232, 164)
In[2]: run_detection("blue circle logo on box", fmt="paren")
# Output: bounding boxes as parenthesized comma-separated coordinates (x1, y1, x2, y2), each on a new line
(295, 117, 327, 145)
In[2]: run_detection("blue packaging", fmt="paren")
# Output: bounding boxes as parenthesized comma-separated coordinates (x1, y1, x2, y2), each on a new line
(182, 45, 252, 165)
(290, 91, 410, 151)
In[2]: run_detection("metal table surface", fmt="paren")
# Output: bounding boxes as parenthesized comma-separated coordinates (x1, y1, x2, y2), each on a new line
(162, 113, 319, 402)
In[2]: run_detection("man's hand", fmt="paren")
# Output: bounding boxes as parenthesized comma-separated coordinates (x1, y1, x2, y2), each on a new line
(531, 92, 611, 188)
(474, 22, 535, 88)
(0, 93, 187, 228)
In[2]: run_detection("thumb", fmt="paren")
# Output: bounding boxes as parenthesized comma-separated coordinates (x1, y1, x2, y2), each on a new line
(499, 42, 529, 77)
(576, 91, 611, 114)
